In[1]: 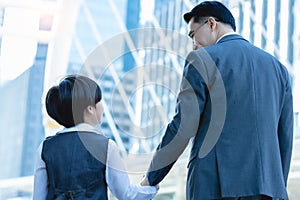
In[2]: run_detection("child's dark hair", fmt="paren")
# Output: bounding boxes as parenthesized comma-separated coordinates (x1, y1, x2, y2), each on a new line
(45, 75, 102, 128)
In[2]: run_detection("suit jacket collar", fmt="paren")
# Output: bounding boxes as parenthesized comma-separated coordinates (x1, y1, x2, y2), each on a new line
(216, 33, 248, 44)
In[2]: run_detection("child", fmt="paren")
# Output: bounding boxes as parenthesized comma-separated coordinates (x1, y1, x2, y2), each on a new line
(33, 75, 158, 200)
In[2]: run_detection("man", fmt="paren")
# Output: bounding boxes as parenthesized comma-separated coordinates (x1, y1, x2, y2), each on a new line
(141, 1, 294, 200)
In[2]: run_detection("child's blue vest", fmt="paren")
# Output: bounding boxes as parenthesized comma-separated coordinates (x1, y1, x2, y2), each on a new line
(42, 131, 109, 200)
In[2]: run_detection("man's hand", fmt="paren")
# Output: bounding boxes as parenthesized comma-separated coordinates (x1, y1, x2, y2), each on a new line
(140, 175, 159, 192)
(140, 175, 150, 186)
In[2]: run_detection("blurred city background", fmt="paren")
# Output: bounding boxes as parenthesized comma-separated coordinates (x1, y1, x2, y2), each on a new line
(0, 0, 299, 199)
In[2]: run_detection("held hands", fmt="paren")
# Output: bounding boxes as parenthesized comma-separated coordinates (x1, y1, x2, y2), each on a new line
(140, 175, 159, 190)
(140, 175, 150, 186)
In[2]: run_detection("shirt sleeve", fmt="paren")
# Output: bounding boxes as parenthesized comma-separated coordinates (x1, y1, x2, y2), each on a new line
(106, 140, 158, 200)
(32, 141, 48, 200)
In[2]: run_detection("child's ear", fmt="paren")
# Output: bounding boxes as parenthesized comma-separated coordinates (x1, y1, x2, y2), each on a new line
(86, 105, 94, 114)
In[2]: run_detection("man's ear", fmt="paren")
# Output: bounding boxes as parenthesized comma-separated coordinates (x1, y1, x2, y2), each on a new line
(208, 17, 216, 29)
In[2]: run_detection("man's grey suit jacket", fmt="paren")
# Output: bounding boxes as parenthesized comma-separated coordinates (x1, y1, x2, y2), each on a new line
(147, 34, 293, 200)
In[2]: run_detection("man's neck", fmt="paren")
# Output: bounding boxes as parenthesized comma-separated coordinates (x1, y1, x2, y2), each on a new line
(216, 31, 236, 44)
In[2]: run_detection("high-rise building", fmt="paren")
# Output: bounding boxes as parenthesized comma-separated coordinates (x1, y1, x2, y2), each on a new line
(0, 0, 81, 198)
(66, 0, 140, 153)
(0, 2, 53, 179)
(0, 35, 48, 200)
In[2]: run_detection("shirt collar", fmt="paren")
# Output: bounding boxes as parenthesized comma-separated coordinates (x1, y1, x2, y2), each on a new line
(215, 32, 237, 44)
(58, 123, 102, 135)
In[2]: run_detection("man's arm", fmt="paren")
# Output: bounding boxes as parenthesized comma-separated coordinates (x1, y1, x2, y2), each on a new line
(144, 51, 208, 186)
(278, 68, 294, 185)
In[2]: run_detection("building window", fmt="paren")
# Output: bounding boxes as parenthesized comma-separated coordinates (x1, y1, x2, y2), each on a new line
(0, 7, 5, 26)
(0, 37, 2, 55)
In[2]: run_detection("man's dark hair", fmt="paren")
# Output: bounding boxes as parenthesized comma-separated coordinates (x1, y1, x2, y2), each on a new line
(183, 1, 236, 31)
